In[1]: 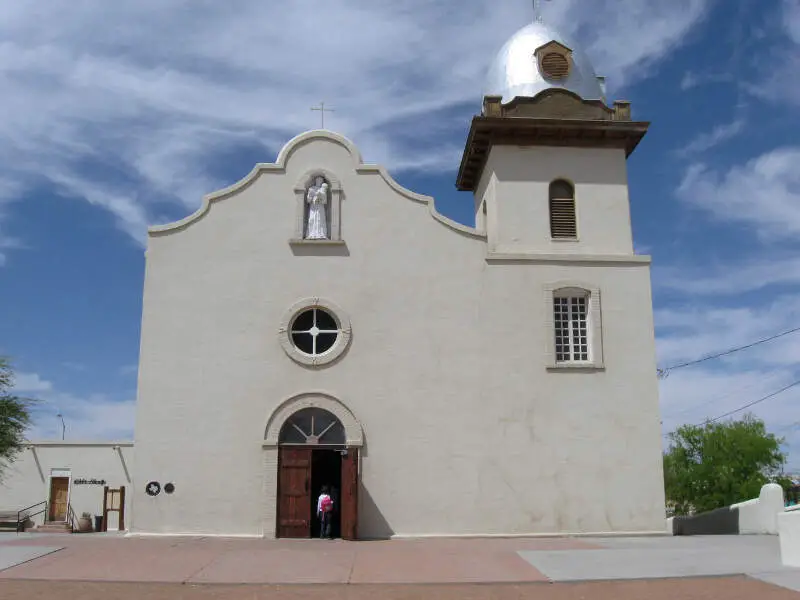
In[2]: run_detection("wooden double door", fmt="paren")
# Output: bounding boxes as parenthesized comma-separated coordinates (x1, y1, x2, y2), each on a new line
(277, 446, 359, 539)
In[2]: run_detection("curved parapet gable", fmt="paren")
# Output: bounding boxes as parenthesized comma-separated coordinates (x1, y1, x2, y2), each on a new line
(148, 129, 485, 240)
(355, 163, 484, 239)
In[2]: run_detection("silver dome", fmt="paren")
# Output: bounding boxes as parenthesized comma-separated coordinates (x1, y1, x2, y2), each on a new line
(484, 21, 605, 104)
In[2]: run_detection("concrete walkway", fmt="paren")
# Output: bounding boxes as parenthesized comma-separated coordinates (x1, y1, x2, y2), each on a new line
(0, 533, 798, 594)
(519, 535, 800, 592)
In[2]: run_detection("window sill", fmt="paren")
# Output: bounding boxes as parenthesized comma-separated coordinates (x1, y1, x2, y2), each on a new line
(289, 238, 346, 246)
(546, 362, 605, 372)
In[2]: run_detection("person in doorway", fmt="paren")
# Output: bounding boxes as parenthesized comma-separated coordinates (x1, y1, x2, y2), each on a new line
(317, 485, 334, 539)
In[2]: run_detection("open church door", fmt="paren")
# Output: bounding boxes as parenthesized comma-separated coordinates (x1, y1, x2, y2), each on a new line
(341, 447, 359, 540)
(277, 447, 312, 538)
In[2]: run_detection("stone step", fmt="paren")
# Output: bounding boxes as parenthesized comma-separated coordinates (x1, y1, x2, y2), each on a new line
(33, 522, 73, 533)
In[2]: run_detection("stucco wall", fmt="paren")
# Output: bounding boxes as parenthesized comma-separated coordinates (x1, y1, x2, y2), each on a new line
(732, 483, 785, 535)
(481, 145, 635, 256)
(779, 511, 800, 567)
(0, 443, 132, 527)
(131, 131, 665, 538)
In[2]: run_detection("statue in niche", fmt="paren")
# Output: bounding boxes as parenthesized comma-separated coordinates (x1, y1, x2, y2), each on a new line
(304, 176, 330, 240)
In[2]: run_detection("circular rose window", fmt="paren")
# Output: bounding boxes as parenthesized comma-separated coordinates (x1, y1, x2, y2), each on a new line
(279, 298, 352, 367)
(290, 307, 340, 356)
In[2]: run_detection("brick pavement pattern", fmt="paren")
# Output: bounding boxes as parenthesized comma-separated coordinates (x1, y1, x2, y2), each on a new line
(0, 536, 590, 584)
(2, 577, 799, 600)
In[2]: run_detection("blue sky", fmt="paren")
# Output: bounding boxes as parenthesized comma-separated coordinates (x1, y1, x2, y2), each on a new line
(2, 0, 800, 472)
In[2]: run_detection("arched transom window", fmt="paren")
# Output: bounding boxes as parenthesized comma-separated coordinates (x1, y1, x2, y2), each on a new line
(279, 407, 345, 445)
(549, 179, 577, 239)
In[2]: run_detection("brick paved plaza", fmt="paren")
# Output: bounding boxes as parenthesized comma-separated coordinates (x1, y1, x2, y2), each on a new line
(1, 533, 799, 598)
(2, 577, 798, 600)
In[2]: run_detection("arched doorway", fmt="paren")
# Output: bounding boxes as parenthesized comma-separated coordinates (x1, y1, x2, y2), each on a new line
(265, 394, 362, 540)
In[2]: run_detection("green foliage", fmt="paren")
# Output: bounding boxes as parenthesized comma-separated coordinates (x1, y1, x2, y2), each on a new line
(664, 414, 787, 515)
(776, 474, 795, 493)
(0, 357, 35, 480)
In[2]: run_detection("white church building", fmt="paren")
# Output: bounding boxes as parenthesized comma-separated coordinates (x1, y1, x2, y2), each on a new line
(2, 20, 667, 539)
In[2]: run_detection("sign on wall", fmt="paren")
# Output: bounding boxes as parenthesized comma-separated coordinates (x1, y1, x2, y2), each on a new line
(74, 478, 107, 485)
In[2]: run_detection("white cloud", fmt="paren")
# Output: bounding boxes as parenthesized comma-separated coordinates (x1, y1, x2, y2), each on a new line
(655, 255, 800, 295)
(678, 118, 745, 155)
(61, 362, 87, 372)
(0, 0, 712, 257)
(13, 372, 53, 393)
(746, 0, 800, 106)
(557, 0, 712, 86)
(48, 169, 151, 246)
(0, 180, 24, 266)
(656, 293, 800, 463)
(784, 0, 800, 43)
(655, 294, 800, 369)
(118, 364, 138, 377)
(11, 369, 134, 440)
(659, 366, 800, 459)
(677, 147, 800, 241)
(27, 393, 135, 442)
(26, 386, 135, 441)
(680, 70, 734, 90)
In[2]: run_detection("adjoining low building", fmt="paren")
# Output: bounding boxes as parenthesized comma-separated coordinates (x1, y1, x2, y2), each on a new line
(1, 442, 131, 532)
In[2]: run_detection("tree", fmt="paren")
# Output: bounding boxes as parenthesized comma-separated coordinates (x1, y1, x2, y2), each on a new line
(664, 414, 787, 515)
(0, 358, 35, 481)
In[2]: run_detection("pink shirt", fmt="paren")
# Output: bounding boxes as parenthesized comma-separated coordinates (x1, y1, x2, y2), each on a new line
(317, 494, 333, 515)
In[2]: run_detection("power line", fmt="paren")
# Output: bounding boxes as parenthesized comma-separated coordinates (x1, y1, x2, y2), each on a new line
(705, 378, 800, 423)
(663, 369, 786, 419)
(658, 325, 800, 378)
(662, 378, 800, 438)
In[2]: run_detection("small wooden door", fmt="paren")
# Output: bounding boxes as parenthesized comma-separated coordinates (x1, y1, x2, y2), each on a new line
(341, 448, 359, 540)
(102, 486, 126, 531)
(48, 477, 69, 521)
(277, 447, 312, 538)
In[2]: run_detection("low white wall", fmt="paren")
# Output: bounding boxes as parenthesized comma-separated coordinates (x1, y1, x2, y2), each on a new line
(779, 511, 800, 567)
(0, 442, 133, 528)
(731, 483, 785, 535)
(733, 498, 760, 533)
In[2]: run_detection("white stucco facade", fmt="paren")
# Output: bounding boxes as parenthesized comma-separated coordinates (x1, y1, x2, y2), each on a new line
(3, 20, 668, 539)
(126, 129, 666, 538)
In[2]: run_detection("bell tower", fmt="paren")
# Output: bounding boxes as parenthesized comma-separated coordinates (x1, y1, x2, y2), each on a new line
(457, 21, 649, 256)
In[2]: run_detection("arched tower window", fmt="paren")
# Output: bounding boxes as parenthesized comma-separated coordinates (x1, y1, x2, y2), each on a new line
(549, 180, 577, 239)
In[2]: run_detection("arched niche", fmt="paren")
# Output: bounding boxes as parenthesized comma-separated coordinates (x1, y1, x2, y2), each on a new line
(292, 169, 344, 243)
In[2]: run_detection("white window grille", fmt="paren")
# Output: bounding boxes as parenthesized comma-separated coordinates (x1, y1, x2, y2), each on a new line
(553, 295, 590, 362)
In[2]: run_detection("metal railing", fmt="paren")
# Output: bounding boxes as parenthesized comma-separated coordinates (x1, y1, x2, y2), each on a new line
(16, 500, 46, 534)
(15, 500, 79, 534)
(66, 504, 77, 533)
